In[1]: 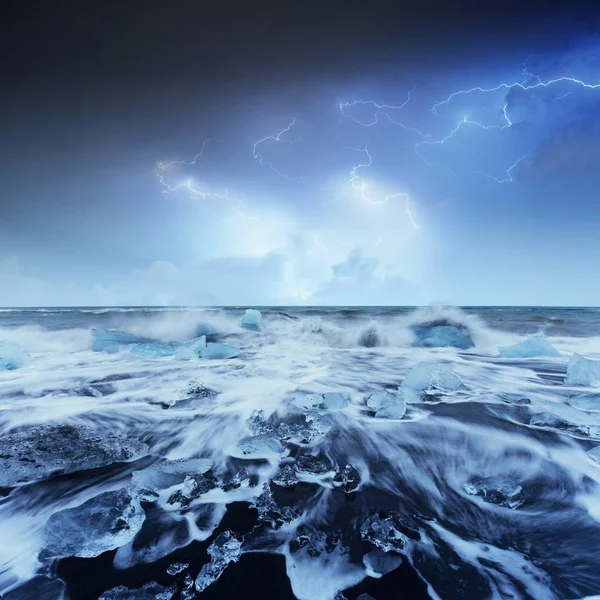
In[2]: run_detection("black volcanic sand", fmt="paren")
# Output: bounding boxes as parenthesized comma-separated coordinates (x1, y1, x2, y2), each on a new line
(2, 501, 429, 600)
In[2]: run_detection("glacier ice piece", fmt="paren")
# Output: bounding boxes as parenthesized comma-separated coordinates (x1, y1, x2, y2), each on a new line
(91, 329, 154, 353)
(498, 335, 560, 358)
(195, 531, 242, 593)
(410, 321, 474, 349)
(363, 549, 403, 577)
(0, 340, 30, 370)
(565, 353, 600, 386)
(0, 424, 148, 488)
(292, 392, 349, 411)
(463, 476, 524, 509)
(167, 473, 217, 507)
(247, 410, 277, 436)
(366, 390, 406, 419)
(333, 464, 361, 492)
(131, 458, 212, 498)
(44, 489, 146, 558)
(273, 464, 299, 487)
(99, 582, 176, 600)
(530, 412, 600, 439)
(252, 483, 302, 528)
(192, 336, 240, 360)
(166, 561, 189, 576)
(568, 392, 600, 412)
(238, 433, 284, 456)
(400, 361, 461, 403)
(295, 454, 333, 476)
(360, 513, 419, 552)
(241, 309, 262, 331)
(588, 446, 600, 463)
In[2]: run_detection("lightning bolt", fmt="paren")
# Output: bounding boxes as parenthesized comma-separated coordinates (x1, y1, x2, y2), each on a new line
(156, 138, 232, 201)
(346, 146, 419, 229)
(253, 118, 305, 180)
(432, 75, 600, 113)
(339, 86, 429, 137)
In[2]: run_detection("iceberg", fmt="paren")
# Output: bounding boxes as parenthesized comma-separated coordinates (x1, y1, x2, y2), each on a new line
(366, 390, 406, 419)
(410, 321, 474, 349)
(498, 335, 560, 358)
(195, 531, 242, 593)
(0, 424, 148, 488)
(241, 308, 262, 331)
(44, 489, 146, 558)
(568, 392, 600, 412)
(363, 549, 403, 577)
(565, 353, 600, 386)
(400, 361, 461, 403)
(99, 582, 176, 600)
(0, 339, 30, 370)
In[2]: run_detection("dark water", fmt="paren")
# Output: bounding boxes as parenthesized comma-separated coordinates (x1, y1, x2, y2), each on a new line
(1, 305, 600, 600)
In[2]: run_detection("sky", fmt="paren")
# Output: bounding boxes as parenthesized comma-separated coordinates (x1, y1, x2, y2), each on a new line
(2, 0, 600, 306)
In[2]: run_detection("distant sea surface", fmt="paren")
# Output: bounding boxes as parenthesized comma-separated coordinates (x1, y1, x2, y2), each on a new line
(1, 305, 600, 600)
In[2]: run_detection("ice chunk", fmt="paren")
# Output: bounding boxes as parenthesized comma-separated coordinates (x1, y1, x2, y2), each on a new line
(251, 483, 302, 528)
(363, 549, 403, 577)
(411, 321, 474, 349)
(99, 582, 176, 600)
(498, 335, 560, 358)
(247, 410, 277, 436)
(588, 446, 600, 463)
(238, 433, 284, 456)
(167, 561, 189, 575)
(568, 392, 600, 412)
(273, 464, 299, 487)
(0, 424, 148, 488)
(191, 336, 240, 359)
(195, 531, 242, 593)
(91, 329, 154, 353)
(0, 340, 30, 370)
(400, 361, 461, 403)
(366, 390, 406, 419)
(241, 309, 262, 331)
(44, 489, 146, 558)
(333, 464, 361, 492)
(360, 513, 419, 553)
(565, 353, 600, 386)
(131, 458, 212, 498)
(292, 392, 349, 411)
(463, 476, 524, 509)
(295, 454, 333, 476)
(530, 412, 600, 439)
(277, 413, 333, 445)
(167, 473, 217, 508)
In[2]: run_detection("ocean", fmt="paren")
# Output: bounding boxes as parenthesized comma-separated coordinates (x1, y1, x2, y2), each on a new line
(1, 305, 600, 600)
